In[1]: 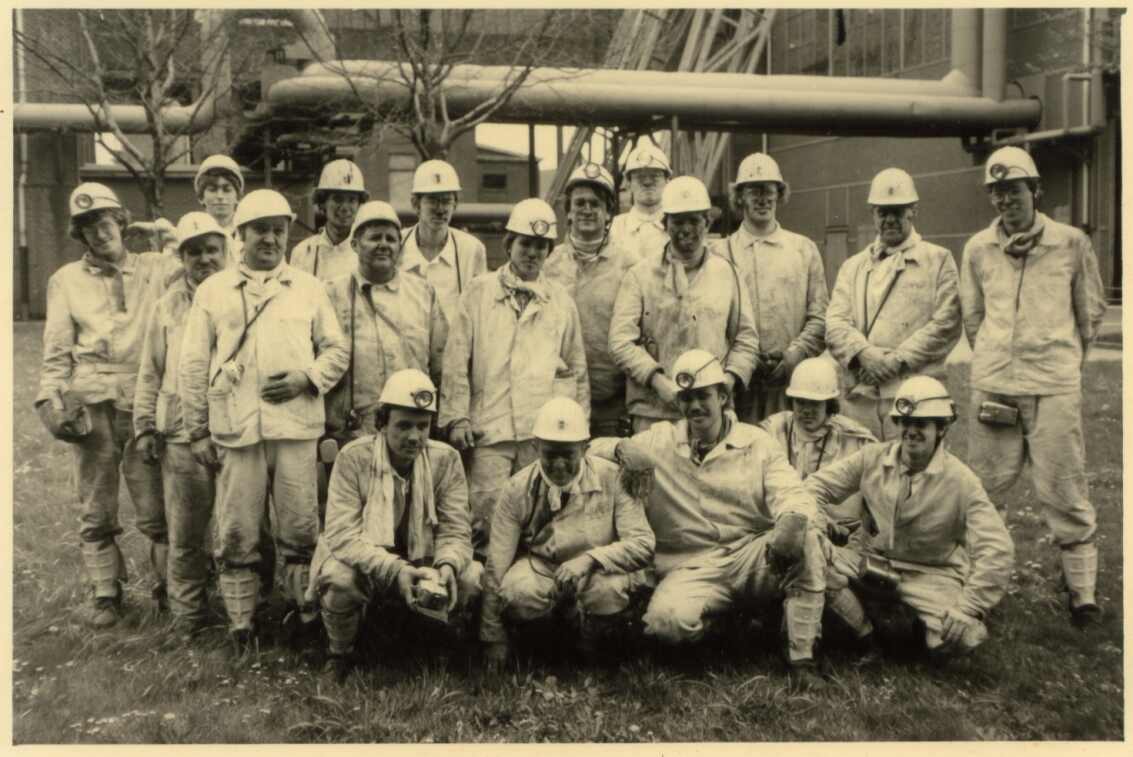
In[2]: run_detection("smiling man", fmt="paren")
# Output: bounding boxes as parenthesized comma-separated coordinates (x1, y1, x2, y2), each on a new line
(807, 376, 1014, 661)
(291, 159, 368, 281)
(179, 189, 348, 651)
(825, 168, 962, 441)
(134, 212, 228, 639)
(959, 146, 1107, 627)
(194, 155, 245, 268)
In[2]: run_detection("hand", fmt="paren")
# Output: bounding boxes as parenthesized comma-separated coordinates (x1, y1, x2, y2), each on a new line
(261, 370, 312, 403)
(395, 564, 432, 607)
(855, 347, 890, 384)
(826, 520, 852, 547)
(554, 554, 597, 596)
(650, 373, 680, 405)
(137, 433, 162, 465)
(723, 371, 737, 396)
(768, 512, 809, 574)
(767, 348, 803, 385)
(36, 400, 68, 441)
(438, 564, 459, 612)
(940, 607, 978, 647)
(449, 420, 477, 451)
(190, 436, 220, 470)
(483, 641, 510, 673)
(880, 352, 905, 382)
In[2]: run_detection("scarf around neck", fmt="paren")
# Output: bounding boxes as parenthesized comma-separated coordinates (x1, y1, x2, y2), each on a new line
(363, 434, 438, 561)
(499, 264, 546, 315)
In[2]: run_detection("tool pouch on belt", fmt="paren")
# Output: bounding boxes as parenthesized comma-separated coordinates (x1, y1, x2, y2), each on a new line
(977, 400, 1019, 427)
(856, 553, 901, 597)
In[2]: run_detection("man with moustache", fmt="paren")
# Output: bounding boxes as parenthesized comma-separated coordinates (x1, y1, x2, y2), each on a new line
(36, 182, 177, 627)
(825, 168, 962, 441)
(960, 146, 1106, 627)
(608, 175, 757, 433)
(292, 159, 368, 281)
(440, 198, 589, 554)
(400, 159, 488, 326)
(544, 163, 640, 437)
(608, 142, 671, 259)
(134, 212, 228, 640)
(324, 201, 448, 443)
(194, 155, 245, 268)
(589, 350, 827, 688)
(714, 153, 828, 423)
(310, 370, 480, 681)
(180, 189, 349, 650)
(481, 398, 654, 670)
(807, 376, 1014, 660)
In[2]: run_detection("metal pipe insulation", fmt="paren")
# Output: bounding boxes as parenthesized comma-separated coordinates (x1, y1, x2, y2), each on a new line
(264, 73, 1041, 136)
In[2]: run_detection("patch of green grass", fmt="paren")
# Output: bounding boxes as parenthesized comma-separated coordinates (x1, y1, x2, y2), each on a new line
(11, 322, 1124, 742)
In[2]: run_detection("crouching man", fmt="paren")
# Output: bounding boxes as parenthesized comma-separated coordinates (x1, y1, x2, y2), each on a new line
(481, 398, 655, 670)
(309, 369, 482, 680)
(590, 349, 827, 688)
(806, 376, 1014, 660)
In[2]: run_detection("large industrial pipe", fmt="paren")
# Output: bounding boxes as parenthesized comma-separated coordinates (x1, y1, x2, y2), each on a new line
(265, 72, 1041, 136)
(981, 8, 1007, 102)
(13, 9, 335, 134)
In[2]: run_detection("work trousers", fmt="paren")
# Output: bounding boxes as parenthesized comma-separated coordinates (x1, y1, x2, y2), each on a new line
(589, 394, 629, 438)
(499, 554, 651, 624)
(735, 381, 789, 425)
(467, 440, 538, 552)
(162, 442, 215, 623)
(968, 390, 1096, 546)
(644, 530, 826, 662)
(841, 395, 899, 441)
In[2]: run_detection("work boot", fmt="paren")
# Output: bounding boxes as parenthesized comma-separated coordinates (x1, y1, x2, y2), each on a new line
(81, 540, 126, 628)
(150, 541, 170, 612)
(1061, 543, 1102, 628)
(87, 595, 123, 629)
(322, 653, 353, 684)
(788, 660, 827, 692)
(850, 632, 884, 667)
(229, 628, 257, 660)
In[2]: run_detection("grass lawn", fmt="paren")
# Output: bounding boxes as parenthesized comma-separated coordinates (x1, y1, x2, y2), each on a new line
(10, 321, 1124, 743)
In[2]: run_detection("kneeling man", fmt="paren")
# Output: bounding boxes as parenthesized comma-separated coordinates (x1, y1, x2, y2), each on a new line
(309, 369, 481, 678)
(482, 397, 654, 669)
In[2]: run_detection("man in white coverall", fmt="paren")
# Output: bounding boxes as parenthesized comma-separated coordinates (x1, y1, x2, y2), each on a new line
(713, 153, 828, 423)
(590, 350, 827, 689)
(608, 142, 671, 259)
(194, 154, 245, 268)
(544, 163, 640, 437)
(608, 175, 758, 433)
(825, 168, 962, 441)
(440, 198, 589, 554)
(36, 182, 176, 627)
(807, 376, 1014, 659)
(291, 159, 368, 281)
(960, 146, 1106, 627)
(481, 398, 655, 670)
(179, 189, 349, 649)
(309, 369, 480, 681)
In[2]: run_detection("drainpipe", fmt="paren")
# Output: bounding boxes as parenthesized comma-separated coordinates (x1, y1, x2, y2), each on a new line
(15, 8, 30, 320)
(981, 9, 1007, 102)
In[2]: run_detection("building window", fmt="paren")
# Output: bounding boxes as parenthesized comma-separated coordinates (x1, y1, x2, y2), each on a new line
(773, 10, 951, 76)
(389, 153, 417, 206)
(482, 173, 508, 191)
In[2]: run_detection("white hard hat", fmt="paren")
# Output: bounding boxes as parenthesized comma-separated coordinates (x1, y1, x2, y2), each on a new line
(506, 198, 558, 239)
(671, 349, 727, 391)
(868, 168, 919, 206)
(351, 201, 402, 236)
(624, 142, 672, 177)
(69, 182, 121, 218)
(786, 357, 840, 402)
(661, 176, 712, 215)
(985, 146, 1040, 185)
(889, 375, 955, 420)
(564, 162, 615, 200)
(412, 159, 462, 194)
(378, 369, 438, 413)
(532, 397, 589, 443)
(175, 211, 226, 251)
(733, 153, 785, 188)
(232, 189, 296, 229)
(194, 155, 245, 196)
(316, 159, 368, 197)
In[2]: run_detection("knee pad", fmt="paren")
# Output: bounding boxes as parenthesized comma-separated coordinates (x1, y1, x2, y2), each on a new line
(825, 586, 873, 639)
(218, 570, 260, 631)
(1060, 542, 1098, 606)
(784, 590, 825, 661)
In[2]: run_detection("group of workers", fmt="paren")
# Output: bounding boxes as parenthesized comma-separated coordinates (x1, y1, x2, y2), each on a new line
(36, 138, 1107, 688)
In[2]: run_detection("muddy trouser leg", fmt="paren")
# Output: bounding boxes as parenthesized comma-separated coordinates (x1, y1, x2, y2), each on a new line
(266, 439, 320, 620)
(75, 402, 128, 598)
(896, 570, 986, 655)
(589, 394, 629, 438)
(215, 443, 270, 631)
(498, 556, 560, 624)
(116, 410, 168, 592)
(316, 557, 374, 656)
(642, 552, 732, 644)
(258, 496, 276, 601)
(162, 442, 216, 625)
(732, 530, 826, 664)
(968, 390, 1028, 518)
(744, 382, 789, 426)
(823, 542, 874, 639)
(467, 442, 536, 555)
(841, 395, 886, 442)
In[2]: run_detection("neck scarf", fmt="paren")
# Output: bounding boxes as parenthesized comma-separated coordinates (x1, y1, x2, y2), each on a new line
(499, 264, 546, 316)
(1001, 216, 1045, 258)
(363, 434, 437, 561)
(569, 233, 604, 260)
(538, 461, 583, 513)
(82, 252, 128, 312)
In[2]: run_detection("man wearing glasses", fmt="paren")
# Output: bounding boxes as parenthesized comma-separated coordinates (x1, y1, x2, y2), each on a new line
(806, 376, 1014, 661)
(400, 159, 488, 326)
(713, 153, 829, 423)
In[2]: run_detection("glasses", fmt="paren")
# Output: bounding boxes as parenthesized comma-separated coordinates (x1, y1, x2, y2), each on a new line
(411, 390, 435, 409)
(893, 395, 951, 416)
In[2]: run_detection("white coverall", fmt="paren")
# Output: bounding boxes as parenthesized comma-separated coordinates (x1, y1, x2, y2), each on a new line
(825, 230, 962, 440)
(310, 436, 481, 655)
(806, 442, 1014, 653)
(608, 206, 668, 260)
(590, 418, 826, 663)
(608, 247, 758, 428)
(543, 238, 640, 436)
(399, 226, 488, 327)
(480, 456, 655, 646)
(179, 261, 349, 627)
(712, 222, 829, 423)
(290, 229, 359, 282)
(438, 267, 590, 551)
